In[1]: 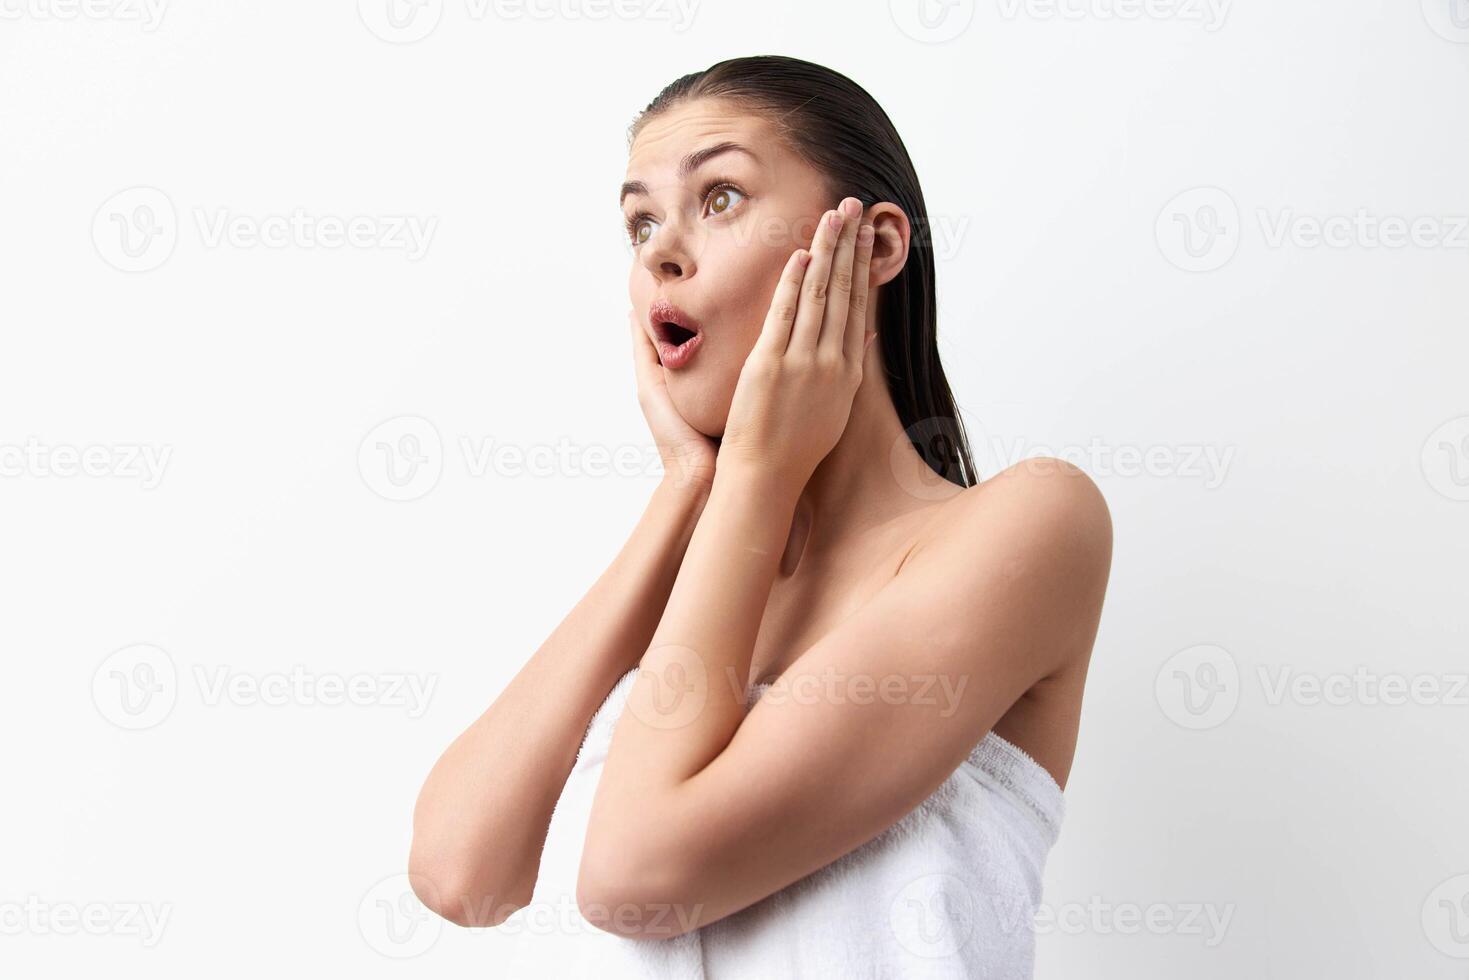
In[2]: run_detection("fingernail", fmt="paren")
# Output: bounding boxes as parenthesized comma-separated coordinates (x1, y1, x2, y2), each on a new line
(842, 197, 860, 219)
(828, 210, 843, 231)
(858, 224, 874, 245)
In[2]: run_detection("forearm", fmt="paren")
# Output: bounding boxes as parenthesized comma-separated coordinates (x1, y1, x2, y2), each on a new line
(593, 465, 799, 806)
(409, 477, 710, 925)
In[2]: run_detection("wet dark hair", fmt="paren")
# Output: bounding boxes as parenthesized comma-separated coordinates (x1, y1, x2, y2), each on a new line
(629, 54, 979, 488)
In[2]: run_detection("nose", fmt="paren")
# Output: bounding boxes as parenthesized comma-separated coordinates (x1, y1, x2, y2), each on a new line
(639, 212, 699, 284)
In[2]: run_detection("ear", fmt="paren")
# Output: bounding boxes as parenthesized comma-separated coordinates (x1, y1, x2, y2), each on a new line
(861, 202, 910, 289)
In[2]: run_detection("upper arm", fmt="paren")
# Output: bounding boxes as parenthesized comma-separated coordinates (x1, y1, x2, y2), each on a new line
(578, 459, 1112, 937)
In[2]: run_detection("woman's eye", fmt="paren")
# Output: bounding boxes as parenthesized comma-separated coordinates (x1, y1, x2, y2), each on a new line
(707, 185, 745, 216)
(626, 185, 744, 247)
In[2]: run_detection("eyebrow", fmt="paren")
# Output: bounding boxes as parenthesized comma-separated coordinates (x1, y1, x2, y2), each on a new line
(619, 141, 759, 206)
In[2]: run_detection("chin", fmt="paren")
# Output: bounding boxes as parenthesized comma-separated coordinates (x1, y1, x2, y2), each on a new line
(667, 376, 732, 439)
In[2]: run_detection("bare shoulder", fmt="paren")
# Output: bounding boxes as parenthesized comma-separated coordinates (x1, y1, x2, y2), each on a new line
(917, 457, 1111, 558)
(978, 457, 1110, 540)
(904, 457, 1113, 670)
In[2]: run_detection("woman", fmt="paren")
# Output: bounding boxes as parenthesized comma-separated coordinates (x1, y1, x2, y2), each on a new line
(409, 55, 1112, 978)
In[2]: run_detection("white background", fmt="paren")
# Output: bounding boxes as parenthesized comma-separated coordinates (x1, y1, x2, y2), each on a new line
(2, 1, 1466, 977)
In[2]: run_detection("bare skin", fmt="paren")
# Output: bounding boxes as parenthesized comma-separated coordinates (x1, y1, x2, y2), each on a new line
(408, 96, 1111, 937)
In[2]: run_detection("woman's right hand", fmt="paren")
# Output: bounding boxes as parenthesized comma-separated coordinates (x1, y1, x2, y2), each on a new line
(629, 309, 718, 494)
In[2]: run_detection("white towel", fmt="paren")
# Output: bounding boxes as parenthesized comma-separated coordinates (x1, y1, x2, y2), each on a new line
(501, 667, 1065, 979)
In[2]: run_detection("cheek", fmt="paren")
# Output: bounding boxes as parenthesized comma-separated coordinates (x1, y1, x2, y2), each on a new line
(628, 265, 649, 309)
(706, 241, 796, 347)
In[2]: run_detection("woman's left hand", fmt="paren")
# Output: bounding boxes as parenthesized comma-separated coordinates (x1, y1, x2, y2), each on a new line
(717, 196, 876, 494)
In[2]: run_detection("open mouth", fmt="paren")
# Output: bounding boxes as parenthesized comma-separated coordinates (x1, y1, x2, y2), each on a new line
(656, 322, 698, 346)
(648, 299, 704, 368)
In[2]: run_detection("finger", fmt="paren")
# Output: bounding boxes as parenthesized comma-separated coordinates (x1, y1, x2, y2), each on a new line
(630, 309, 652, 363)
(789, 207, 843, 354)
(843, 222, 875, 363)
(753, 247, 811, 357)
(818, 198, 862, 357)
(630, 309, 661, 383)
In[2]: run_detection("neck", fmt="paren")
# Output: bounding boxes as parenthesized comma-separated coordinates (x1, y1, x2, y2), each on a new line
(778, 343, 965, 576)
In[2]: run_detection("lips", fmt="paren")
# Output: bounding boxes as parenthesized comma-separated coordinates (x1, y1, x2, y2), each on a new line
(648, 298, 705, 369)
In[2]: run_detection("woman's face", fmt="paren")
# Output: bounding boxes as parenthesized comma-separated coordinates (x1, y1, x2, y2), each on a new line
(622, 98, 834, 437)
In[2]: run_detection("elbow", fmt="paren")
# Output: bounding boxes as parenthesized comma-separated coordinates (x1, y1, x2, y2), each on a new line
(407, 844, 530, 928)
(408, 790, 533, 927)
(575, 843, 703, 940)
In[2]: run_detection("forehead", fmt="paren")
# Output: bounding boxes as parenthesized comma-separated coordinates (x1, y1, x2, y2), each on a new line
(625, 98, 780, 178)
